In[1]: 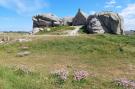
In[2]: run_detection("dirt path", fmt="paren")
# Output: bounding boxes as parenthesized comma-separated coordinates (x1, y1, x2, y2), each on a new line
(67, 26, 82, 36)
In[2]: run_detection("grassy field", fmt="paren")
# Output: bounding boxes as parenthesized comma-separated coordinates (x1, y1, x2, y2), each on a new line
(0, 34, 135, 89)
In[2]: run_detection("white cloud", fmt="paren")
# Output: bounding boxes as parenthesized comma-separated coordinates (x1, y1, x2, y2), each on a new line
(0, 0, 48, 15)
(120, 4, 135, 30)
(105, 0, 116, 8)
(116, 5, 122, 8)
(105, 0, 122, 9)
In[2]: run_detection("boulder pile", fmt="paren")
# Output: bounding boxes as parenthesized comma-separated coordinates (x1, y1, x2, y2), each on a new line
(87, 12, 124, 34)
(32, 9, 124, 35)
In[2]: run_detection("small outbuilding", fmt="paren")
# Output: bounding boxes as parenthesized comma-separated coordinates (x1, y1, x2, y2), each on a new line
(72, 9, 88, 26)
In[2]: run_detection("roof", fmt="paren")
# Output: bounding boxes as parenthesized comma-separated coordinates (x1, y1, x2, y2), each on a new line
(77, 9, 89, 18)
(79, 11, 89, 18)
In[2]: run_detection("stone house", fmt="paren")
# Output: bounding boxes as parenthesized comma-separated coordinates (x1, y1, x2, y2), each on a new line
(72, 9, 88, 26)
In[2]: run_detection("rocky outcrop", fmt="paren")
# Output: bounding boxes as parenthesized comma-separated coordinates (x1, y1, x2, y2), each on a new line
(72, 9, 88, 26)
(87, 12, 124, 35)
(32, 13, 62, 34)
(87, 15, 105, 34)
(32, 10, 124, 35)
(33, 13, 61, 28)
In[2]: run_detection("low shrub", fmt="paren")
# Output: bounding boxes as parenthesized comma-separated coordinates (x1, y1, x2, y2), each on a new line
(51, 69, 68, 81)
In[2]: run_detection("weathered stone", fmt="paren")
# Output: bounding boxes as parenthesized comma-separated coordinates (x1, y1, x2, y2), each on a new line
(87, 12, 124, 35)
(16, 51, 31, 57)
(33, 27, 45, 34)
(33, 19, 52, 28)
(62, 17, 73, 26)
(32, 28, 41, 34)
(72, 9, 88, 26)
(0, 41, 4, 44)
(32, 13, 61, 28)
(16, 38, 32, 43)
(32, 13, 62, 34)
(87, 15, 104, 34)
(20, 46, 29, 50)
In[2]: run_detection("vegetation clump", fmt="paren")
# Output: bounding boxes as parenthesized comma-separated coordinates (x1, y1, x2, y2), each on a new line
(114, 78, 135, 89)
(73, 70, 89, 81)
(37, 26, 75, 35)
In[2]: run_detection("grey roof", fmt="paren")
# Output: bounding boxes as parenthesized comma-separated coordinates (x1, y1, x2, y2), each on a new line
(79, 11, 89, 18)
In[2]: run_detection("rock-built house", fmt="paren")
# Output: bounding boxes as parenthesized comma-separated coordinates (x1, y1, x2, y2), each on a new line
(32, 9, 124, 35)
(72, 9, 88, 26)
(32, 9, 88, 28)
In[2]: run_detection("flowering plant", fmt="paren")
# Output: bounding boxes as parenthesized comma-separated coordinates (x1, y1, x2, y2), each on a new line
(73, 70, 89, 81)
(115, 78, 135, 89)
(51, 69, 68, 81)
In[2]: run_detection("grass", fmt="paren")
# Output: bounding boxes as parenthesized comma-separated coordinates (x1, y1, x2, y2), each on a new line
(0, 34, 135, 89)
(78, 26, 89, 34)
(37, 26, 75, 35)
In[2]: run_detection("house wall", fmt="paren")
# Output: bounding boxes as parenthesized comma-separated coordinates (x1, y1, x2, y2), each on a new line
(72, 12, 87, 26)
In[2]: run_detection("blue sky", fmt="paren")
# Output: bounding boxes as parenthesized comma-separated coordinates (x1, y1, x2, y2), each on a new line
(0, 0, 135, 31)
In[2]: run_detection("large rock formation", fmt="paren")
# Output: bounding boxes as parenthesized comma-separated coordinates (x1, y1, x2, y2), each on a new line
(72, 9, 88, 26)
(32, 13, 62, 34)
(33, 13, 61, 28)
(32, 10, 124, 35)
(87, 12, 124, 35)
(87, 15, 105, 34)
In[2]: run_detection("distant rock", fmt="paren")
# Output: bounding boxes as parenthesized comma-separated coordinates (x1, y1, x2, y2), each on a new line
(20, 46, 29, 50)
(62, 16, 73, 26)
(16, 38, 32, 43)
(87, 12, 124, 35)
(17, 51, 31, 57)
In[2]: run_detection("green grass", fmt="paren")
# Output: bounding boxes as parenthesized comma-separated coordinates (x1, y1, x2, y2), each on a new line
(78, 26, 89, 34)
(37, 26, 75, 35)
(0, 34, 135, 89)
